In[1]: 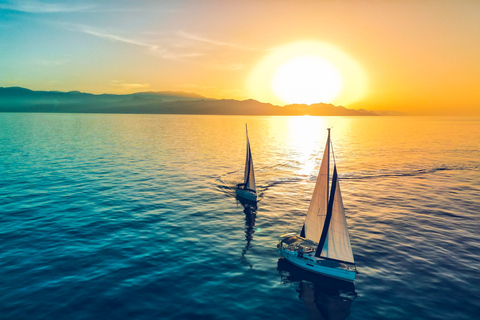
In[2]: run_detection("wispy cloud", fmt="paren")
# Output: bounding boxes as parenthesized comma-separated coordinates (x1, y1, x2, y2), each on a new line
(225, 63, 245, 71)
(84, 29, 159, 51)
(0, 0, 96, 13)
(177, 30, 263, 51)
(157, 52, 205, 60)
(110, 81, 150, 91)
(175, 83, 216, 91)
(65, 23, 159, 51)
(63, 24, 207, 60)
(30, 59, 70, 66)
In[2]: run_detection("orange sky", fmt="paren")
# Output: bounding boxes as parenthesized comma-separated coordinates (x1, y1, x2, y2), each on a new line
(1, 0, 480, 115)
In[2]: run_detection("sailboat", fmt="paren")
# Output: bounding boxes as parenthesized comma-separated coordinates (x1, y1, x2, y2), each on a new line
(278, 129, 357, 282)
(236, 125, 257, 202)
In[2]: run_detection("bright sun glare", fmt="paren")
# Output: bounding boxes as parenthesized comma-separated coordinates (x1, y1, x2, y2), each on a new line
(247, 41, 368, 107)
(271, 55, 343, 105)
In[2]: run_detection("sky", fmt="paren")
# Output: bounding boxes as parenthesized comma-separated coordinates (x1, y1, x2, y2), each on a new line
(1, 0, 480, 115)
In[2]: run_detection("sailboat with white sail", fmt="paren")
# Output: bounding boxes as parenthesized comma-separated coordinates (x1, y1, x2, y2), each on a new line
(236, 125, 257, 202)
(278, 129, 357, 282)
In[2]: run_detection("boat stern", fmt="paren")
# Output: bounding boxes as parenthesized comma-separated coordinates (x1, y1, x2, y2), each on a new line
(236, 187, 257, 202)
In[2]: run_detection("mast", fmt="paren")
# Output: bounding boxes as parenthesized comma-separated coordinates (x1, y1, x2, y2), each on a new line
(244, 124, 250, 187)
(301, 129, 330, 240)
(299, 128, 355, 263)
(314, 128, 334, 258)
(320, 128, 330, 254)
(326, 128, 330, 207)
(243, 124, 256, 191)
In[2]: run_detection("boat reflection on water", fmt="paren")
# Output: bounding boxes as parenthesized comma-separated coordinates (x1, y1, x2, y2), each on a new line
(277, 258, 357, 320)
(237, 198, 257, 268)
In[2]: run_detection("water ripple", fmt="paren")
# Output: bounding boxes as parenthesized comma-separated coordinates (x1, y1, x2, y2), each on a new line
(0, 114, 479, 320)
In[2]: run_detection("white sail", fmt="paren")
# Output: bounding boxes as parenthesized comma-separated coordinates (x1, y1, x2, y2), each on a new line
(243, 130, 256, 191)
(303, 133, 330, 243)
(304, 130, 355, 264)
(321, 172, 355, 263)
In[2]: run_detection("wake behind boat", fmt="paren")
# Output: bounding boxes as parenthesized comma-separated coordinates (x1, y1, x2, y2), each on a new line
(236, 125, 257, 202)
(278, 129, 357, 282)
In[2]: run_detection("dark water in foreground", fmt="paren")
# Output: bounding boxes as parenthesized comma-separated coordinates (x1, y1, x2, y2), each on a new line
(1, 114, 479, 319)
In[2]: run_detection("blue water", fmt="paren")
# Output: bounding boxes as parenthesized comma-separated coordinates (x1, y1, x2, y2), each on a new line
(1, 113, 479, 319)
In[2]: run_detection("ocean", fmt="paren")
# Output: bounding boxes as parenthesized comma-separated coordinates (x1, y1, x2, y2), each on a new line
(1, 113, 479, 319)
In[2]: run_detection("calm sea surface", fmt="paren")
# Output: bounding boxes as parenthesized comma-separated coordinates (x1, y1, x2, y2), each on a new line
(1, 114, 479, 320)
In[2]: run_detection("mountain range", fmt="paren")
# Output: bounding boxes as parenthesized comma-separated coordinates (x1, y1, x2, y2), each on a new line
(0, 87, 378, 116)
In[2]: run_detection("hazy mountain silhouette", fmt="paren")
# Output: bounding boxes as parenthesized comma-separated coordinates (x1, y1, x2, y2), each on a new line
(0, 87, 379, 116)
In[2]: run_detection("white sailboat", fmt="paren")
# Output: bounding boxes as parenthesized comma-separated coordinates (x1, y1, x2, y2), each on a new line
(278, 129, 357, 282)
(236, 125, 257, 202)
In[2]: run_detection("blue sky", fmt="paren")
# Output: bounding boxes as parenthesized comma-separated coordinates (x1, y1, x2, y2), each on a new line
(1, 0, 480, 115)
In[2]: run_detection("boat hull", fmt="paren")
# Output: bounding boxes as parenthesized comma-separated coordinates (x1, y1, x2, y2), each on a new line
(236, 188, 257, 202)
(278, 248, 356, 282)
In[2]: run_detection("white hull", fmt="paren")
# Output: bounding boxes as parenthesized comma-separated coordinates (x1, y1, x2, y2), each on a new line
(236, 188, 257, 202)
(278, 248, 356, 282)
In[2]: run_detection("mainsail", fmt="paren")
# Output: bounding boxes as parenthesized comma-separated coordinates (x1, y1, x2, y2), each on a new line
(302, 130, 330, 243)
(302, 130, 355, 264)
(243, 126, 256, 191)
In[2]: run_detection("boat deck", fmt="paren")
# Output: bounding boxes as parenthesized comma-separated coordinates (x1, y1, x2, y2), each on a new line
(278, 235, 356, 272)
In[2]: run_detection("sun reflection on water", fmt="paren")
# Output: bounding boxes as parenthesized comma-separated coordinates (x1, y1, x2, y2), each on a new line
(285, 116, 328, 177)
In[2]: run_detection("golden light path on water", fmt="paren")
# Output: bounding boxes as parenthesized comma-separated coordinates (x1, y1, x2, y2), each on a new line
(247, 41, 368, 107)
(285, 116, 326, 177)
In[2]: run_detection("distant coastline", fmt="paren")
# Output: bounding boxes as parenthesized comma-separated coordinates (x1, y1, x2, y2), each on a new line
(0, 87, 385, 116)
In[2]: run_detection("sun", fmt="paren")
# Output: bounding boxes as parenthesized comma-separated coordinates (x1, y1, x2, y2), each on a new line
(271, 55, 343, 105)
(247, 41, 368, 106)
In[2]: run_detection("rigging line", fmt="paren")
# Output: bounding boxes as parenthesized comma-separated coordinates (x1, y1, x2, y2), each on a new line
(330, 137, 337, 166)
(245, 143, 251, 187)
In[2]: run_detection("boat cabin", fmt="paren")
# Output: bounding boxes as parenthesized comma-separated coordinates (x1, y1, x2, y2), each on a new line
(278, 235, 316, 254)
